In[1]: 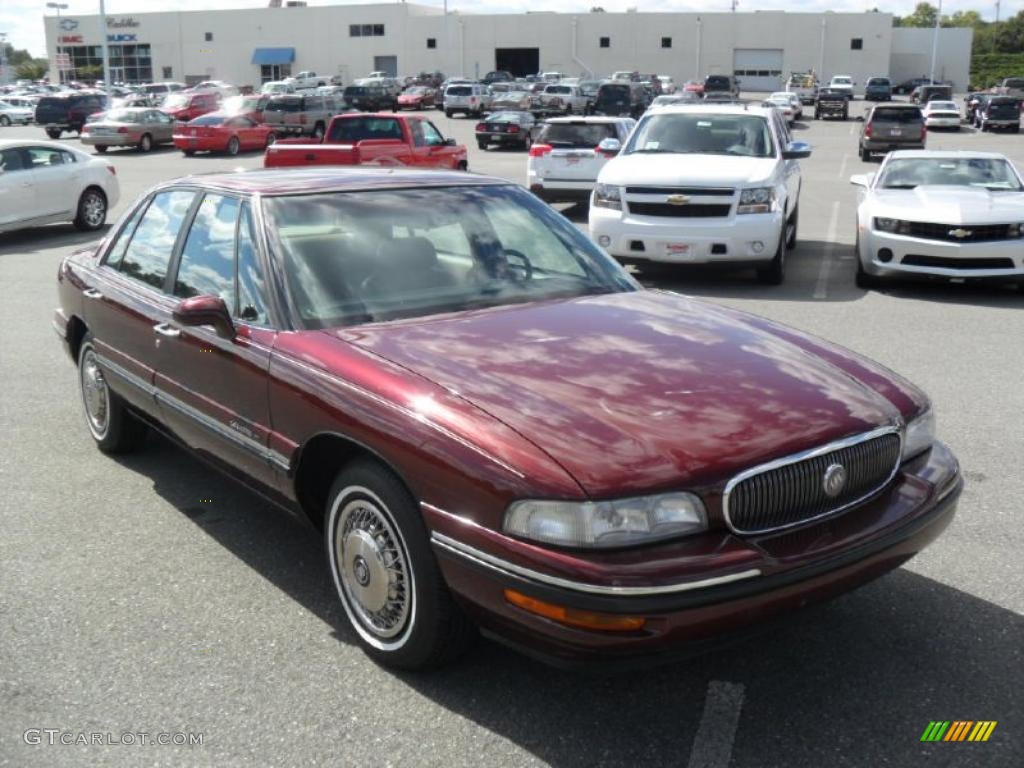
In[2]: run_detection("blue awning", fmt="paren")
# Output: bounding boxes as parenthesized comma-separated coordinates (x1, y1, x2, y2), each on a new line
(251, 48, 295, 66)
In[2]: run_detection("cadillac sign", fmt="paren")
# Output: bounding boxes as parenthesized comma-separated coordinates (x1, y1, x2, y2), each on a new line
(107, 18, 141, 29)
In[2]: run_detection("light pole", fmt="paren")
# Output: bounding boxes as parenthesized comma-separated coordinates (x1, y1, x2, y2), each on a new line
(98, 0, 111, 96)
(0, 32, 8, 87)
(695, 17, 702, 82)
(929, 0, 942, 84)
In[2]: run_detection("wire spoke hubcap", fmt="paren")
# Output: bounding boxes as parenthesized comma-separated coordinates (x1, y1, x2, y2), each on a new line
(80, 351, 109, 435)
(335, 498, 410, 639)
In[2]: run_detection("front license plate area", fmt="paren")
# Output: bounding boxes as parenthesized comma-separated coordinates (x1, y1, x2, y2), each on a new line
(664, 243, 691, 258)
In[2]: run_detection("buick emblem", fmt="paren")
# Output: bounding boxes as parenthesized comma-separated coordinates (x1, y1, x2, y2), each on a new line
(948, 228, 972, 239)
(822, 463, 848, 498)
(666, 194, 690, 205)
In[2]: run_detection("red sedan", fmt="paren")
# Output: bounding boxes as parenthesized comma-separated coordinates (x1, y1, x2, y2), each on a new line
(54, 168, 960, 671)
(397, 86, 437, 110)
(173, 112, 277, 156)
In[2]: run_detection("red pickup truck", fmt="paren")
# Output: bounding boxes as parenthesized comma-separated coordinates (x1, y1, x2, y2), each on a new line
(264, 113, 468, 169)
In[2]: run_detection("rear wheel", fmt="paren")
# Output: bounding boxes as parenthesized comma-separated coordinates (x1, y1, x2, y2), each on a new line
(325, 459, 475, 670)
(78, 334, 147, 454)
(0, 115, 10, 127)
(445, 110, 453, 118)
(860, 145, 871, 161)
(756, 231, 786, 285)
(46, 128, 62, 139)
(183, 149, 195, 157)
(138, 133, 152, 152)
(226, 135, 240, 156)
(94, 145, 108, 154)
(73, 187, 107, 231)
(477, 140, 488, 150)
(457, 160, 468, 171)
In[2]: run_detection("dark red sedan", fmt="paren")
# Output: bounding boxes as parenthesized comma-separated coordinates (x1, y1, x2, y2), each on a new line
(173, 112, 277, 156)
(54, 168, 961, 670)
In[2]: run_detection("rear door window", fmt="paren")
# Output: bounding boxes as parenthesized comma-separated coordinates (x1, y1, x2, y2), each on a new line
(119, 189, 196, 291)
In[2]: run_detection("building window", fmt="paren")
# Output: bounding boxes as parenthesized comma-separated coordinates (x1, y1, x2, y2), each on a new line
(351, 23, 385, 37)
(427, 38, 436, 49)
(851, 38, 863, 50)
(204, 32, 213, 42)
(162, 66, 173, 79)
(661, 37, 672, 49)
(599, 37, 610, 48)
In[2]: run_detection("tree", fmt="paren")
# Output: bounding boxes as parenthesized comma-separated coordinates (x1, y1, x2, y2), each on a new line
(945, 10, 983, 29)
(895, 2, 939, 28)
(16, 60, 48, 81)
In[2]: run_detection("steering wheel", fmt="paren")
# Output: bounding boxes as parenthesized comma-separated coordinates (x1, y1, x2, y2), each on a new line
(502, 249, 534, 284)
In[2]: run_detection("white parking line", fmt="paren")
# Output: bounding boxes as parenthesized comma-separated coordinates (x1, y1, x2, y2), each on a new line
(686, 681, 746, 768)
(814, 201, 841, 299)
(837, 154, 849, 181)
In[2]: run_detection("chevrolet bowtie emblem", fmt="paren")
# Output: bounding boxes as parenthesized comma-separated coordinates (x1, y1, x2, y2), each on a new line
(666, 194, 690, 205)
(948, 228, 972, 239)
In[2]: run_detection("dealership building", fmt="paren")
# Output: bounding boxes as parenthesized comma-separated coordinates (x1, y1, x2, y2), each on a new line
(43, 3, 973, 92)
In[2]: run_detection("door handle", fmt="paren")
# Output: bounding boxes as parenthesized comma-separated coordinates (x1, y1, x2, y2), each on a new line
(83, 288, 103, 299)
(153, 323, 181, 338)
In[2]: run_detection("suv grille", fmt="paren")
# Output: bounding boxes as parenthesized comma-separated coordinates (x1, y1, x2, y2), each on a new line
(628, 202, 731, 218)
(724, 429, 901, 535)
(904, 222, 1016, 243)
(625, 186, 735, 197)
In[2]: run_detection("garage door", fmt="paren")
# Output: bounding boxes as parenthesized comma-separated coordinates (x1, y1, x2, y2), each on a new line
(733, 49, 783, 93)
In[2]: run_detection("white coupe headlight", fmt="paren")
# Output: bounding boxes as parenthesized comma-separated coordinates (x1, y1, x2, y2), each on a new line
(737, 187, 774, 214)
(593, 183, 622, 210)
(902, 408, 936, 461)
(504, 493, 707, 548)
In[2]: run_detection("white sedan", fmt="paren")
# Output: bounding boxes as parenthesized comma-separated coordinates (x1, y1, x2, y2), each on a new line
(762, 95, 796, 124)
(922, 100, 962, 130)
(0, 100, 34, 126)
(770, 91, 803, 120)
(850, 150, 1024, 289)
(0, 140, 120, 234)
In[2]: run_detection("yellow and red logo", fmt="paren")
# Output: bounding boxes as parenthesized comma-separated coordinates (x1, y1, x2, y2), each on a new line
(920, 721, 997, 742)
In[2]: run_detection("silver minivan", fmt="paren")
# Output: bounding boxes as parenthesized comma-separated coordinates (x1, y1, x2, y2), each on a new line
(444, 84, 490, 118)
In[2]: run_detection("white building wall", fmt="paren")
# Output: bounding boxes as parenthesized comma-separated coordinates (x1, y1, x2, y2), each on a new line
(891, 27, 973, 91)
(43, 6, 970, 93)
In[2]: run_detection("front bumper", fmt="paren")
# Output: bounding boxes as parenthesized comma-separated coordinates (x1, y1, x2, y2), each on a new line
(426, 442, 961, 665)
(859, 228, 1024, 279)
(589, 204, 784, 264)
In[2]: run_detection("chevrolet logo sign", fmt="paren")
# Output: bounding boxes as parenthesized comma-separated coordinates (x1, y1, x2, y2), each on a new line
(666, 194, 690, 205)
(948, 228, 973, 239)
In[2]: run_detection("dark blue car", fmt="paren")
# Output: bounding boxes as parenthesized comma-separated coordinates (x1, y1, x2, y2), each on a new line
(864, 77, 892, 102)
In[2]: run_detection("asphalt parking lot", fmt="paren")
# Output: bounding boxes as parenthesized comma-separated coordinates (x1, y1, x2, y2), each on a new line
(1, 104, 1022, 768)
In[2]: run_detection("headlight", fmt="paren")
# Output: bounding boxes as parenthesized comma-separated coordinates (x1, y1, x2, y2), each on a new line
(874, 217, 911, 234)
(902, 408, 936, 461)
(737, 187, 774, 214)
(593, 183, 622, 211)
(1008, 223, 1023, 238)
(504, 492, 707, 548)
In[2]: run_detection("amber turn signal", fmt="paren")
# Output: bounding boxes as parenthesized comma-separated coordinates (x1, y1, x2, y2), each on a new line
(503, 589, 646, 632)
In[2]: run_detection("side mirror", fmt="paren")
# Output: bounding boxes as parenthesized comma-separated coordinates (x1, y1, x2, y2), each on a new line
(443, 137, 457, 146)
(597, 137, 622, 156)
(172, 295, 235, 339)
(849, 173, 873, 188)
(781, 140, 811, 160)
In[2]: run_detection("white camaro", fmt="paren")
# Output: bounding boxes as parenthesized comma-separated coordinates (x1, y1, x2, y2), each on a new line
(921, 100, 962, 130)
(0, 140, 120, 234)
(851, 150, 1024, 289)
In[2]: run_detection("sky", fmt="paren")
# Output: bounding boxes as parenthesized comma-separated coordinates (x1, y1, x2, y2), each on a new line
(2, 0, 1018, 59)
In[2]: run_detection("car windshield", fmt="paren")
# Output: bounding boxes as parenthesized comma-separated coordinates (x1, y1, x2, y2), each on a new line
(190, 115, 226, 126)
(878, 158, 1023, 191)
(597, 85, 630, 104)
(405, 87, 428, 95)
(262, 185, 636, 329)
(625, 113, 775, 158)
(538, 122, 616, 147)
(546, 86, 571, 94)
(705, 77, 729, 88)
(344, 87, 367, 96)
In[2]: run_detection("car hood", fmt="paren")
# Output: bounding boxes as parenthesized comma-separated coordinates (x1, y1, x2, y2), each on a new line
(330, 291, 902, 497)
(869, 186, 1024, 222)
(599, 153, 778, 187)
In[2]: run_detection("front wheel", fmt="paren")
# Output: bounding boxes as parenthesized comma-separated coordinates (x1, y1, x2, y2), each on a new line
(138, 133, 153, 152)
(756, 232, 786, 285)
(325, 459, 475, 670)
(73, 187, 107, 231)
(785, 204, 799, 250)
(183, 149, 195, 157)
(0, 115, 10, 127)
(226, 136, 240, 156)
(78, 334, 147, 454)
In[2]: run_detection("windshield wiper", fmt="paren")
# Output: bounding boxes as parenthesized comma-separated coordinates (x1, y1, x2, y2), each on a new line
(629, 148, 680, 154)
(883, 184, 918, 189)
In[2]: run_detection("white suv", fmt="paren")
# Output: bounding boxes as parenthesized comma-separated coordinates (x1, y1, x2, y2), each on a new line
(444, 84, 490, 118)
(527, 117, 636, 204)
(589, 104, 810, 284)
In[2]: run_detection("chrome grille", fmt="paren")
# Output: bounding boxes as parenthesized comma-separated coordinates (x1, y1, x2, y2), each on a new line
(723, 428, 902, 535)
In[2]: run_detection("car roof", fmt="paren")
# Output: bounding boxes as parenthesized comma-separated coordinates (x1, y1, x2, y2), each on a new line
(543, 116, 630, 124)
(0, 138, 89, 153)
(887, 150, 1010, 161)
(645, 103, 775, 118)
(168, 167, 509, 196)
